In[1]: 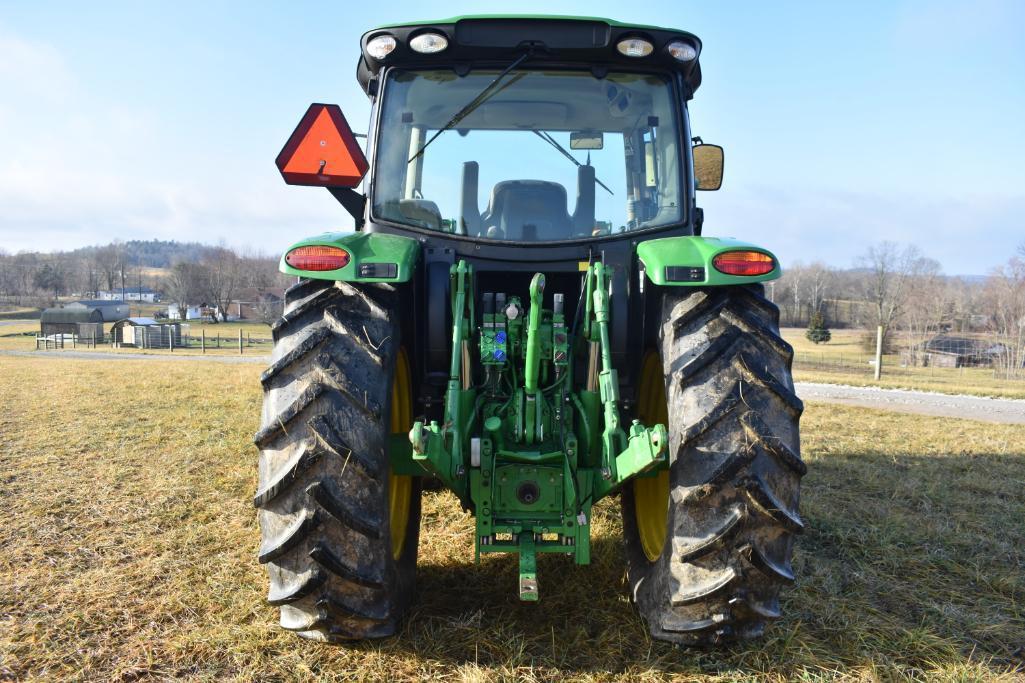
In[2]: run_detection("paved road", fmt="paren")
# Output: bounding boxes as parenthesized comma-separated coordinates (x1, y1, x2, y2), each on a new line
(3, 350, 1024, 424)
(796, 382, 1025, 425)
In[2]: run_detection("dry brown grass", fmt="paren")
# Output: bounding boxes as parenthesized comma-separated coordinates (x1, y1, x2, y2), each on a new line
(1, 355, 1023, 681)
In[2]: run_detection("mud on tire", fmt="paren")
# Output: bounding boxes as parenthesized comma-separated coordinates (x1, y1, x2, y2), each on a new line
(254, 278, 421, 641)
(623, 285, 805, 645)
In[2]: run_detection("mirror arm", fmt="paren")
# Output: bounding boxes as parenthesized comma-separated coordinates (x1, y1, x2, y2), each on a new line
(327, 187, 367, 228)
(693, 206, 704, 236)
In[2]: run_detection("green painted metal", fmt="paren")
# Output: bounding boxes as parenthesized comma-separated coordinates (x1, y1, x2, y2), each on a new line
(278, 231, 420, 283)
(402, 260, 667, 600)
(635, 235, 782, 286)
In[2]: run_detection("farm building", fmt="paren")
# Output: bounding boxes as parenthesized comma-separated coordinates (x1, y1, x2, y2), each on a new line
(40, 308, 105, 341)
(110, 318, 183, 348)
(166, 304, 205, 320)
(922, 335, 1008, 368)
(96, 286, 161, 303)
(64, 299, 129, 321)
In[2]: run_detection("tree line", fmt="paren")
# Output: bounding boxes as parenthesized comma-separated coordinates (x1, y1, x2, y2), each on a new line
(774, 241, 1025, 374)
(0, 241, 290, 322)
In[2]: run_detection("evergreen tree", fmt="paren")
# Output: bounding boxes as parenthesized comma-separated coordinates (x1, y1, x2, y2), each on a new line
(806, 310, 832, 344)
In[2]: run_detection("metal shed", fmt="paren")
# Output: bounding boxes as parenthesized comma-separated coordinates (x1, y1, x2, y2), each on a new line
(65, 300, 129, 322)
(111, 318, 182, 348)
(40, 308, 104, 340)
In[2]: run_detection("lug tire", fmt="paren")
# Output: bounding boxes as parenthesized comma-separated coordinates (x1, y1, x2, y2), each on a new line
(622, 285, 805, 645)
(254, 278, 421, 641)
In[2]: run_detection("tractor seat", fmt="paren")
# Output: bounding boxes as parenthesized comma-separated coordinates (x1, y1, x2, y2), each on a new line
(482, 180, 572, 241)
(397, 199, 443, 230)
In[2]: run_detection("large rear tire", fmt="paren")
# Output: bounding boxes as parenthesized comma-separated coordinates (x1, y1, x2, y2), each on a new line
(254, 278, 421, 642)
(622, 285, 805, 645)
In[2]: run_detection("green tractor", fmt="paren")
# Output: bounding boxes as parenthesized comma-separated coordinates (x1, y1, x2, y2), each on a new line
(256, 15, 804, 646)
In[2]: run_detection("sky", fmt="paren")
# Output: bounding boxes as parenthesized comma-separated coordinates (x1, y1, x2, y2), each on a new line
(0, 1, 1023, 275)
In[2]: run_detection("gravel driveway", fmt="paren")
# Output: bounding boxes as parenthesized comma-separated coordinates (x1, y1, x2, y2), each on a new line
(796, 382, 1025, 424)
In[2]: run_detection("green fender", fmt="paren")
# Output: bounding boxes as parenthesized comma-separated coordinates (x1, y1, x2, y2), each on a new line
(635, 236, 782, 286)
(279, 231, 420, 283)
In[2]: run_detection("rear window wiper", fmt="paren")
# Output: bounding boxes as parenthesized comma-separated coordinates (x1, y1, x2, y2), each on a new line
(532, 130, 614, 196)
(408, 52, 530, 163)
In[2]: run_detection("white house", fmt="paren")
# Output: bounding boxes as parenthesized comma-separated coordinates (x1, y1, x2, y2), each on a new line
(167, 304, 205, 320)
(97, 286, 161, 303)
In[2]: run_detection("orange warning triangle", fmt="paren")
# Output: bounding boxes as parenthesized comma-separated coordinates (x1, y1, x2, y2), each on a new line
(275, 103, 368, 187)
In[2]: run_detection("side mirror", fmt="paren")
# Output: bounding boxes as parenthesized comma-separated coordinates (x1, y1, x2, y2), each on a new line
(693, 143, 724, 191)
(276, 103, 368, 188)
(570, 131, 604, 150)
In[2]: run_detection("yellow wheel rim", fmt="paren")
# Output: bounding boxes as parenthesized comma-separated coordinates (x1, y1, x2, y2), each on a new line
(388, 348, 413, 560)
(634, 351, 670, 562)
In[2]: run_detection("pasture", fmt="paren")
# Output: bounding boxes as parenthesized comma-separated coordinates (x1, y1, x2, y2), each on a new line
(1, 354, 1023, 681)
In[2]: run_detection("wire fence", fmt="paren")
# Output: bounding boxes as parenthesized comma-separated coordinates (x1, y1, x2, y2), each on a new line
(794, 332, 1025, 382)
(34, 325, 275, 355)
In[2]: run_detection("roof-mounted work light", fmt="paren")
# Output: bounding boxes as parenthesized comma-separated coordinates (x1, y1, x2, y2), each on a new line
(616, 37, 654, 57)
(366, 34, 397, 60)
(410, 32, 448, 54)
(667, 40, 697, 61)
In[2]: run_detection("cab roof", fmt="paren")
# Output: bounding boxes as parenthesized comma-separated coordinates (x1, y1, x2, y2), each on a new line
(357, 15, 702, 96)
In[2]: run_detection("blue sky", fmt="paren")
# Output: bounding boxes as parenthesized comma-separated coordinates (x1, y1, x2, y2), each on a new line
(0, 1, 1022, 274)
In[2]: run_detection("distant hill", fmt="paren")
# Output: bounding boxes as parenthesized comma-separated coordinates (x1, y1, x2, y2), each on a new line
(70, 240, 217, 268)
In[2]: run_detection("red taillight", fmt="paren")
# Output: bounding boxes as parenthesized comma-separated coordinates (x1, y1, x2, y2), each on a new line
(285, 245, 350, 271)
(712, 250, 775, 276)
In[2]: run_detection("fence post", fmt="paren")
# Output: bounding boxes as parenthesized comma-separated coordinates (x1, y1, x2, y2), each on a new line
(239, 328, 243, 355)
(169, 328, 173, 353)
(874, 325, 883, 380)
(216, 333, 220, 349)
(201, 330, 205, 354)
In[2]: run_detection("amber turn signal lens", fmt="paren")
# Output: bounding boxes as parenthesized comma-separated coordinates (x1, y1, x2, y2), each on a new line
(712, 250, 775, 276)
(285, 245, 350, 271)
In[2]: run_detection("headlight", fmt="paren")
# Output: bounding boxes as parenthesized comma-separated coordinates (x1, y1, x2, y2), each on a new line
(616, 37, 654, 58)
(410, 32, 448, 54)
(366, 34, 397, 60)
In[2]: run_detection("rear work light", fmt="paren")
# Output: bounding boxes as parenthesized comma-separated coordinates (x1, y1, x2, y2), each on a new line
(616, 37, 654, 57)
(366, 34, 397, 60)
(410, 32, 448, 54)
(285, 245, 350, 271)
(712, 250, 776, 276)
(666, 40, 698, 62)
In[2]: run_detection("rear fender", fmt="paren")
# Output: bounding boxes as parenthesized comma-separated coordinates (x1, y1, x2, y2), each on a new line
(636, 236, 781, 286)
(279, 232, 420, 283)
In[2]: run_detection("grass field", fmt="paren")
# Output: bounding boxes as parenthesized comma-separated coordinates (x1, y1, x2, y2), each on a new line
(1, 355, 1023, 681)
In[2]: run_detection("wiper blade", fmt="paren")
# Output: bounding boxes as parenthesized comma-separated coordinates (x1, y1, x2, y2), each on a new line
(532, 130, 614, 196)
(408, 52, 530, 163)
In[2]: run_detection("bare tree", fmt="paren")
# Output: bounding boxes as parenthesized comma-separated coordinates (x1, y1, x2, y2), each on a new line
(857, 242, 925, 350)
(203, 246, 242, 322)
(901, 257, 947, 364)
(94, 243, 125, 292)
(803, 262, 833, 318)
(983, 244, 1025, 377)
(164, 262, 206, 321)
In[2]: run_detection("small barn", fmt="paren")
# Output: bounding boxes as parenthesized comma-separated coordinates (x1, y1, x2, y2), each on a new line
(923, 335, 1007, 368)
(111, 318, 183, 348)
(40, 308, 104, 340)
(65, 299, 129, 322)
